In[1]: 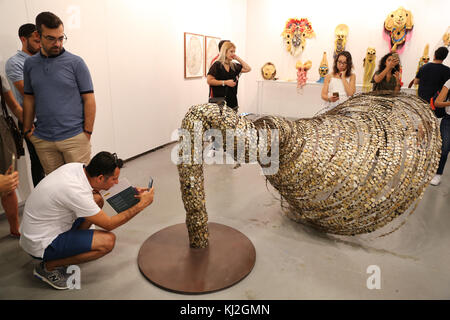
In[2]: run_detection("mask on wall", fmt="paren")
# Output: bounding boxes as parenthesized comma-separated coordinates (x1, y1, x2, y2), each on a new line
(261, 62, 277, 80)
(362, 47, 376, 92)
(296, 60, 312, 91)
(443, 30, 450, 47)
(418, 44, 430, 70)
(334, 24, 349, 57)
(411, 44, 429, 91)
(384, 6, 414, 52)
(281, 18, 315, 57)
(317, 52, 329, 83)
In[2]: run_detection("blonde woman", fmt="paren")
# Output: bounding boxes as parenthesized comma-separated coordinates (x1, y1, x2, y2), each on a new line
(207, 42, 251, 112)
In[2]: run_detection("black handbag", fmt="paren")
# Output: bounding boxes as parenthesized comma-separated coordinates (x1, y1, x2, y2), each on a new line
(208, 96, 227, 107)
(0, 76, 25, 158)
(208, 85, 228, 107)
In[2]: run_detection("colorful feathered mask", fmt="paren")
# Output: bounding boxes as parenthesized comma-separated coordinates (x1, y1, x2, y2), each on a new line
(281, 18, 315, 56)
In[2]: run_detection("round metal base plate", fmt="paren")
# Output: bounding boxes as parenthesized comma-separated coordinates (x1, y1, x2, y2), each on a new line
(138, 222, 256, 294)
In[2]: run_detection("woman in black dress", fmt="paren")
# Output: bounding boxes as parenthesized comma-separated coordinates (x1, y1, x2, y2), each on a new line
(207, 41, 251, 112)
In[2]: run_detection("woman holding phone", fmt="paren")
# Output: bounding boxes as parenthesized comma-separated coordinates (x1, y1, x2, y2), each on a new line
(321, 51, 356, 111)
(372, 52, 401, 92)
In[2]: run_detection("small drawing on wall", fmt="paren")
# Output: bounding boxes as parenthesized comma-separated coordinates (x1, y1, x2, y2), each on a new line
(205, 36, 221, 76)
(184, 32, 204, 78)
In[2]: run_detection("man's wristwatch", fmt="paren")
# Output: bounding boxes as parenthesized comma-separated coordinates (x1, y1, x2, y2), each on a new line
(84, 129, 93, 135)
(24, 129, 32, 136)
(222, 81, 225, 86)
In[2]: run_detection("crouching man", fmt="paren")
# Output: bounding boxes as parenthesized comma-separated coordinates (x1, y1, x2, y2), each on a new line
(19, 151, 154, 289)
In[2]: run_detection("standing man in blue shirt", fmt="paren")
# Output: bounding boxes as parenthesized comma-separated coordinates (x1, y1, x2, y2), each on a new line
(23, 12, 96, 175)
(5, 23, 45, 186)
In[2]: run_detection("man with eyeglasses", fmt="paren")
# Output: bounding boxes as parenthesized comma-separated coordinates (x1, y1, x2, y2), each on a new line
(22, 11, 96, 175)
(19, 151, 155, 290)
(5, 23, 45, 187)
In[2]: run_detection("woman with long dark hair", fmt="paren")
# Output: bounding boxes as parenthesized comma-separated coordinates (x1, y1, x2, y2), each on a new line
(321, 51, 356, 110)
(372, 52, 401, 92)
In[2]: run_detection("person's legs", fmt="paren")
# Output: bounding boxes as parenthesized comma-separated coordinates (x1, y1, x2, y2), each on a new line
(44, 230, 115, 271)
(57, 132, 91, 165)
(29, 135, 65, 175)
(33, 217, 114, 289)
(436, 117, 450, 175)
(1, 191, 19, 236)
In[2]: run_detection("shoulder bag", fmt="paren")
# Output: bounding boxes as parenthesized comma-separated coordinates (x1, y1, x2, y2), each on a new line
(0, 76, 24, 158)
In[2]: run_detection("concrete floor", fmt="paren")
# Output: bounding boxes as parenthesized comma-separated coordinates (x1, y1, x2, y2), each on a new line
(0, 143, 449, 300)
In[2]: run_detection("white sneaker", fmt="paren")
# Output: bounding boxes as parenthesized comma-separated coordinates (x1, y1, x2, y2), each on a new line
(430, 174, 442, 186)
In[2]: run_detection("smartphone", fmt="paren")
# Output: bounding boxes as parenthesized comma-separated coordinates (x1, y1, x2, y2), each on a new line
(11, 154, 16, 173)
(148, 177, 153, 189)
(333, 92, 339, 98)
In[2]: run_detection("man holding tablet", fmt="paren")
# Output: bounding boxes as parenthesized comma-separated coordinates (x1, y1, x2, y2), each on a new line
(19, 151, 154, 290)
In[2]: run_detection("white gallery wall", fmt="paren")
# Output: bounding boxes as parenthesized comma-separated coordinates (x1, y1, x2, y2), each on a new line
(0, 0, 248, 160)
(1, 0, 448, 159)
(242, 0, 450, 113)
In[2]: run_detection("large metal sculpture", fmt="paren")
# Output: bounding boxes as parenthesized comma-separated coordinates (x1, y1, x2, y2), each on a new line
(177, 92, 441, 248)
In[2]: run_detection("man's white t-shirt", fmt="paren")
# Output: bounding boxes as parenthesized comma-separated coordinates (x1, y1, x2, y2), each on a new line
(20, 163, 100, 258)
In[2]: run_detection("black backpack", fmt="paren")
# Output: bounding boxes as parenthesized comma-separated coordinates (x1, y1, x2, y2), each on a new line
(430, 90, 448, 118)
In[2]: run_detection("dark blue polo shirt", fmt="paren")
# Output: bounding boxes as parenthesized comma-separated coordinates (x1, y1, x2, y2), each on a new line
(23, 49, 94, 141)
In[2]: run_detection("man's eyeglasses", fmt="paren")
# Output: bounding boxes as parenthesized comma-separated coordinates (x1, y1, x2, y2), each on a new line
(42, 34, 67, 44)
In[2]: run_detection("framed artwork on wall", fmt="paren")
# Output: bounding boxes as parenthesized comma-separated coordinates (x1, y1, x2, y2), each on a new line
(204, 36, 221, 76)
(184, 32, 205, 78)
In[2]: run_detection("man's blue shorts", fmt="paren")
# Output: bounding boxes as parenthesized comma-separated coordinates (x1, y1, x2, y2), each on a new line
(42, 218, 94, 262)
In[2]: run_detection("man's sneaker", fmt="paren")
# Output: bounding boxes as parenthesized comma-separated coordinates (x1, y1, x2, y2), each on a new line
(33, 262, 69, 290)
(430, 174, 442, 186)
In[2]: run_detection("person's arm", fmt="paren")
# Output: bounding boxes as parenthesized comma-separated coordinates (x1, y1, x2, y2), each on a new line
(373, 67, 390, 83)
(393, 72, 401, 92)
(85, 187, 154, 231)
(321, 75, 338, 102)
(23, 94, 35, 138)
(13, 80, 25, 97)
(3, 90, 23, 123)
(413, 78, 420, 86)
(321, 74, 331, 101)
(82, 93, 96, 140)
(0, 172, 19, 193)
(341, 73, 356, 96)
(435, 86, 450, 108)
(206, 75, 236, 87)
(233, 55, 251, 73)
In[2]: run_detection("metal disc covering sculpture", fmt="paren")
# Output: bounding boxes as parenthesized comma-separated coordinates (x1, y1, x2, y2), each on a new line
(177, 92, 441, 248)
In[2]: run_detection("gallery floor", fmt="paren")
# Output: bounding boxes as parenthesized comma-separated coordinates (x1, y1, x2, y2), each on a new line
(0, 143, 449, 300)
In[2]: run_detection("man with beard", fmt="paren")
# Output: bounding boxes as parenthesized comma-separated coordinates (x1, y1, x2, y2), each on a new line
(5, 23, 45, 186)
(22, 12, 96, 175)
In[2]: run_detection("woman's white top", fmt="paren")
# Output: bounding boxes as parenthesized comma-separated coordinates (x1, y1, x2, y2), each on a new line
(321, 76, 351, 113)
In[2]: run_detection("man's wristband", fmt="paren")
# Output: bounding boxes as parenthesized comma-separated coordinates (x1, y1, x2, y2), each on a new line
(24, 129, 32, 136)
(84, 129, 93, 135)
